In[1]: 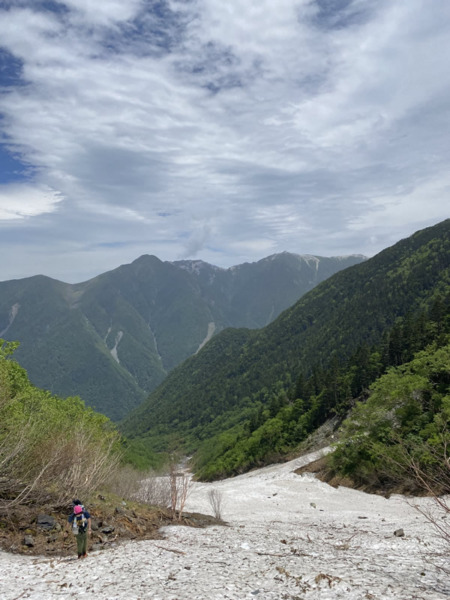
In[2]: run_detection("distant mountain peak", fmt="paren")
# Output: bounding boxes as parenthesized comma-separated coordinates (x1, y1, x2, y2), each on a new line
(132, 254, 163, 265)
(171, 259, 224, 275)
(0, 249, 368, 421)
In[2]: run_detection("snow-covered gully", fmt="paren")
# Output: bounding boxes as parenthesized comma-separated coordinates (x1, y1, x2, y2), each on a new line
(1, 450, 448, 599)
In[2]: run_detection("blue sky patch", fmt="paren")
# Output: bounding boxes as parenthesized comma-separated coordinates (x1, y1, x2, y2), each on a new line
(0, 48, 24, 87)
(0, 145, 31, 184)
(312, 0, 370, 30)
(100, 0, 187, 58)
(39, 1, 70, 15)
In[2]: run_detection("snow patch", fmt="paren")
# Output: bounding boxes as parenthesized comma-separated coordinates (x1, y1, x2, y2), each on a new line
(196, 322, 216, 353)
(110, 331, 123, 363)
(0, 449, 447, 599)
(0, 303, 19, 337)
(172, 260, 224, 276)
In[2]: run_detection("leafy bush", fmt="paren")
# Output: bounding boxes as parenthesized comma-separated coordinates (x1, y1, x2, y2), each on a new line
(330, 341, 450, 491)
(0, 339, 122, 510)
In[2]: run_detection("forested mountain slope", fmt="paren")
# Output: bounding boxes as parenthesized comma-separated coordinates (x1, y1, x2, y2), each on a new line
(0, 253, 362, 420)
(122, 220, 450, 457)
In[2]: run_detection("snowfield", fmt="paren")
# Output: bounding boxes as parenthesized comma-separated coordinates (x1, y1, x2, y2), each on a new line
(1, 449, 448, 599)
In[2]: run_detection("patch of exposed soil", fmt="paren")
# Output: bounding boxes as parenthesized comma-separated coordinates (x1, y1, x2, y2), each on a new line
(295, 455, 426, 497)
(0, 496, 224, 558)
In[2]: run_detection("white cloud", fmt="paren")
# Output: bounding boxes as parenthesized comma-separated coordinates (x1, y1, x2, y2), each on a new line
(62, 0, 143, 26)
(0, 184, 63, 220)
(0, 0, 449, 281)
(349, 176, 450, 231)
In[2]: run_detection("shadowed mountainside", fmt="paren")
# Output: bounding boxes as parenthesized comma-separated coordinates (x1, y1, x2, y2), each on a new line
(0, 253, 364, 420)
(122, 219, 450, 457)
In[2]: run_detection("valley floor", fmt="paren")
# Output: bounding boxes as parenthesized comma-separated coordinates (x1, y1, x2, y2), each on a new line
(1, 450, 448, 599)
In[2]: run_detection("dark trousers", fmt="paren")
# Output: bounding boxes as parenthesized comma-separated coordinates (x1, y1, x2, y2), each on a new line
(76, 530, 88, 556)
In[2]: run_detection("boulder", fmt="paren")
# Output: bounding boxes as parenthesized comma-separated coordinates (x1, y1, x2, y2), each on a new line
(37, 514, 58, 531)
(101, 525, 115, 534)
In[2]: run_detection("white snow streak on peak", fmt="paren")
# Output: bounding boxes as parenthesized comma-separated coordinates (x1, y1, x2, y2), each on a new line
(0, 303, 19, 337)
(110, 330, 123, 363)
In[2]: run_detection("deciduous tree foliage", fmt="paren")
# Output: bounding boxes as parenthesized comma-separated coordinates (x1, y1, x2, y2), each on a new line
(192, 296, 450, 480)
(122, 220, 450, 477)
(0, 340, 122, 510)
(330, 341, 450, 492)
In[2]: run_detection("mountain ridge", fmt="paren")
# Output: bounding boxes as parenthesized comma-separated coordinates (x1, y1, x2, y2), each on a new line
(121, 219, 450, 452)
(0, 252, 365, 420)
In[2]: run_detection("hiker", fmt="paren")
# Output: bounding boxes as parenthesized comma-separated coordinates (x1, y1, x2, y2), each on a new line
(64, 500, 92, 559)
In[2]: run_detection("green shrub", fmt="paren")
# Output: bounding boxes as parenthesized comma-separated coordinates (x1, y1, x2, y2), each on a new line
(0, 339, 122, 509)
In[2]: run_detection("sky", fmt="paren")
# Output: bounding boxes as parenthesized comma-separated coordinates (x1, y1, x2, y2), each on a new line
(0, 0, 449, 283)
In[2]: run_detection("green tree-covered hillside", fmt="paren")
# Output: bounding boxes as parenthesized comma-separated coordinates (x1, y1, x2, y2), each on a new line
(191, 295, 450, 479)
(329, 338, 450, 493)
(122, 220, 450, 469)
(0, 253, 362, 420)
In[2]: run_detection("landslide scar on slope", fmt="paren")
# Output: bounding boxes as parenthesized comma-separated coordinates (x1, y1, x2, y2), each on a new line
(0, 303, 20, 337)
(196, 322, 216, 353)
